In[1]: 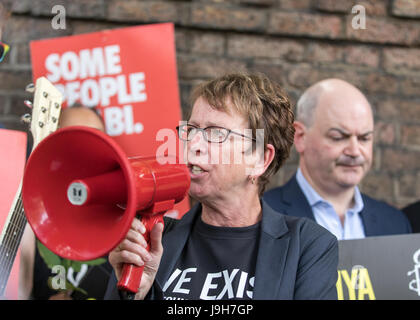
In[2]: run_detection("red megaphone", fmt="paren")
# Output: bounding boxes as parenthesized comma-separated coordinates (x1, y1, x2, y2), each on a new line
(22, 126, 190, 297)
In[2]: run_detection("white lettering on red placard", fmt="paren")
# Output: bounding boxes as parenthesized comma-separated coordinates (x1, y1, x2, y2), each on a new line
(45, 45, 147, 137)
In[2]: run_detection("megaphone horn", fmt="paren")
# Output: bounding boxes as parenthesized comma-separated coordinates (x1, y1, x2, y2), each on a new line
(22, 126, 190, 297)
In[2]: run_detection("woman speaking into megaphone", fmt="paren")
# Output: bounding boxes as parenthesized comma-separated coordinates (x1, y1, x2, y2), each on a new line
(106, 72, 339, 300)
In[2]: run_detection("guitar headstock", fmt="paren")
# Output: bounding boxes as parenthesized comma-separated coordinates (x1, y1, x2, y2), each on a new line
(22, 77, 62, 148)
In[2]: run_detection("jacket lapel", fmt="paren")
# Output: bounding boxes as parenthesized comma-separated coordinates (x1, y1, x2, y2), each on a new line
(155, 204, 200, 288)
(281, 175, 315, 220)
(359, 195, 377, 237)
(253, 201, 290, 299)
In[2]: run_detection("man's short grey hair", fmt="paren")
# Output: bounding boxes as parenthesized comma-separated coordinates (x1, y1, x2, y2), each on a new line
(295, 86, 321, 127)
(296, 79, 374, 127)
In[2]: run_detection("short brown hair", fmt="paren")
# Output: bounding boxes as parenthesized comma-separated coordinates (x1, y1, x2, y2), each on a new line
(189, 72, 295, 195)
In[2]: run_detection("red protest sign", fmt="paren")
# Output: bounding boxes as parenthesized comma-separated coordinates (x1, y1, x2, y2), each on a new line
(30, 23, 189, 217)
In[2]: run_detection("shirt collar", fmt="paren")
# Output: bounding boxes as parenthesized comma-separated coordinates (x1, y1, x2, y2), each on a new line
(296, 168, 364, 213)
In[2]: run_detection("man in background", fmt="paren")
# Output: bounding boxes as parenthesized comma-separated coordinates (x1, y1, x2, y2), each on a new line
(264, 78, 411, 240)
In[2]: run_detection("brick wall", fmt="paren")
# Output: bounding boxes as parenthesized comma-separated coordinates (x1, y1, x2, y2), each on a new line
(1, 0, 419, 209)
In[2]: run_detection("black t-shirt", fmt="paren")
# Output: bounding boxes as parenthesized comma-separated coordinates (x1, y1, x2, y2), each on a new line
(162, 216, 261, 300)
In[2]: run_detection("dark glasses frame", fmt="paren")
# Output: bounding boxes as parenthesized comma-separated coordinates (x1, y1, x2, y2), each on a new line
(176, 124, 256, 144)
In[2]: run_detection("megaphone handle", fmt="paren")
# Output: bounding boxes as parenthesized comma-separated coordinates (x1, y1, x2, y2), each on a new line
(117, 213, 165, 297)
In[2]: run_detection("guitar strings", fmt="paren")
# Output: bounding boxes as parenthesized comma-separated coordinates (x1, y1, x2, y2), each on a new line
(0, 192, 22, 264)
(0, 191, 26, 294)
(0, 191, 27, 291)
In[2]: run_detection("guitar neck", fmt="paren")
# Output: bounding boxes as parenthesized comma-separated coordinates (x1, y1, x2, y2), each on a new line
(0, 77, 63, 297)
(0, 182, 27, 297)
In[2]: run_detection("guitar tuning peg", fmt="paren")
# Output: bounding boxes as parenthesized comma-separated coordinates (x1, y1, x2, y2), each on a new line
(21, 114, 32, 124)
(25, 83, 35, 93)
(24, 100, 33, 109)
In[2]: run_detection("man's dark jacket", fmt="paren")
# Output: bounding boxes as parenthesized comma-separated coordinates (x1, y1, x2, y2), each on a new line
(263, 175, 412, 237)
(402, 201, 420, 233)
(105, 200, 339, 300)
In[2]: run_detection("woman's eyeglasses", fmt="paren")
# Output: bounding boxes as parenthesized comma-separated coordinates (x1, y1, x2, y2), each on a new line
(0, 42, 10, 62)
(176, 124, 256, 144)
